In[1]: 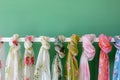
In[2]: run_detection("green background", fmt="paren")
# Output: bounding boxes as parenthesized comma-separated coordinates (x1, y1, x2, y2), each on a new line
(0, 0, 120, 80)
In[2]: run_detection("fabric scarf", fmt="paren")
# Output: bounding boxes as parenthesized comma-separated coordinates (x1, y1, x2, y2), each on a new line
(65, 34, 80, 80)
(24, 35, 35, 80)
(79, 34, 96, 80)
(0, 37, 5, 80)
(5, 34, 23, 80)
(98, 34, 112, 80)
(52, 35, 65, 80)
(112, 36, 120, 80)
(34, 36, 51, 80)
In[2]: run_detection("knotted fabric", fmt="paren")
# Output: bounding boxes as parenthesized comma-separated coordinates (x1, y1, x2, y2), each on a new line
(0, 37, 5, 80)
(34, 36, 51, 80)
(24, 35, 35, 80)
(79, 34, 96, 80)
(98, 34, 112, 80)
(65, 34, 80, 80)
(52, 35, 65, 80)
(112, 36, 120, 80)
(5, 34, 23, 80)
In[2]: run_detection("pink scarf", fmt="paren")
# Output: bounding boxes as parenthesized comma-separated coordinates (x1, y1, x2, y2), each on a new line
(79, 34, 96, 80)
(98, 34, 112, 80)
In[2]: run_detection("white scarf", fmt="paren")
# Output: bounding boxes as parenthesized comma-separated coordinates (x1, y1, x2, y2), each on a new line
(24, 35, 35, 80)
(0, 40, 5, 80)
(5, 34, 23, 80)
(34, 36, 51, 80)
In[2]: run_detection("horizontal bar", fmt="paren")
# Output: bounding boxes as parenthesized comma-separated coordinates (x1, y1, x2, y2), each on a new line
(0, 37, 115, 42)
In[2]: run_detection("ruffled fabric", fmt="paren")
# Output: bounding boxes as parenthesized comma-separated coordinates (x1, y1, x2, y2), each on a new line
(98, 34, 112, 80)
(65, 34, 80, 80)
(79, 34, 96, 80)
(34, 36, 51, 80)
(24, 35, 35, 80)
(5, 34, 23, 80)
(112, 36, 120, 80)
(52, 35, 65, 80)
(0, 37, 5, 80)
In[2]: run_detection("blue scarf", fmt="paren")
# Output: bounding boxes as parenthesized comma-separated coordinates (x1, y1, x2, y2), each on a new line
(112, 36, 120, 80)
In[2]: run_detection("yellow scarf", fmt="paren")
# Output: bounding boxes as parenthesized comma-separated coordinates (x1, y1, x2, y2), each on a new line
(65, 34, 80, 80)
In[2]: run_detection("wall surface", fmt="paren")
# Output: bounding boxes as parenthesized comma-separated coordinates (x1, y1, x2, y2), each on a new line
(0, 0, 120, 80)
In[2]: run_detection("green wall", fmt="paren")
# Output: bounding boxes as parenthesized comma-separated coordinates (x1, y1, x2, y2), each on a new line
(0, 0, 120, 80)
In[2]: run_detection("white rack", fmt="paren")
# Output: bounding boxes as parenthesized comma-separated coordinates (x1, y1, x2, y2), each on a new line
(0, 37, 115, 42)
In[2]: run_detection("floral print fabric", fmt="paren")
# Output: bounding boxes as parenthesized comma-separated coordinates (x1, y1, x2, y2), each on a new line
(98, 34, 112, 80)
(5, 34, 23, 80)
(112, 36, 120, 80)
(79, 34, 96, 80)
(52, 35, 65, 80)
(0, 38, 5, 80)
(24, 36, 35, 80)
(65, 34, 80, 80)
(34, 36, 51, 80)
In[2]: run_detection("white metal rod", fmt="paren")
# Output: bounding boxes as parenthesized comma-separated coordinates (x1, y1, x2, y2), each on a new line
(0, 37, 115, 42)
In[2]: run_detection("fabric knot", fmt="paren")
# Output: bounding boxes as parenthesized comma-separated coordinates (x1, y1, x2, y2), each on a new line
(114, 36, 120, 50)
(24, 35, 34, 49)
(67, 34, 80, 56)
(40, 36, 50, 50)
(55, 35, 65, 58)
(98, 34, 112, 54)
(9, 34, 20, 51)
(82, 34, 96, 61)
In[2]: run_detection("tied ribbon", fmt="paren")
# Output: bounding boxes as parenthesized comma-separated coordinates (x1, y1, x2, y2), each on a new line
(79, 34, 96, 80)
(98, 34, 112, 80)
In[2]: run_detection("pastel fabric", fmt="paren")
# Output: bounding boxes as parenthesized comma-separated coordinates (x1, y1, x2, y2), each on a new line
(79, 34, 96, 80)
(65, 34, 80, 80)
(5, 34, 23, 80)
(0, 41, 5, 80)
(112, 36, 120, 80)
(52, 35, 65, 80)
(34, 36, 51, 80)
(24, 36, 35, 80)
(98, 34, 112, 80)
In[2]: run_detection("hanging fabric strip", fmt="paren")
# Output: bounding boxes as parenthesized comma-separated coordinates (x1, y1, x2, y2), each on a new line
(98, 34, 112, 80)
(65, 34, 80, 80)
(24, 35, 35, 80)
(52, 35, 65, 80)
(5, 34, 23, 80)
(0, 37, 5, 80)
(34, 36, 51, 80)
(79, 34, 96, 80)
(112, 36, 120, 80)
